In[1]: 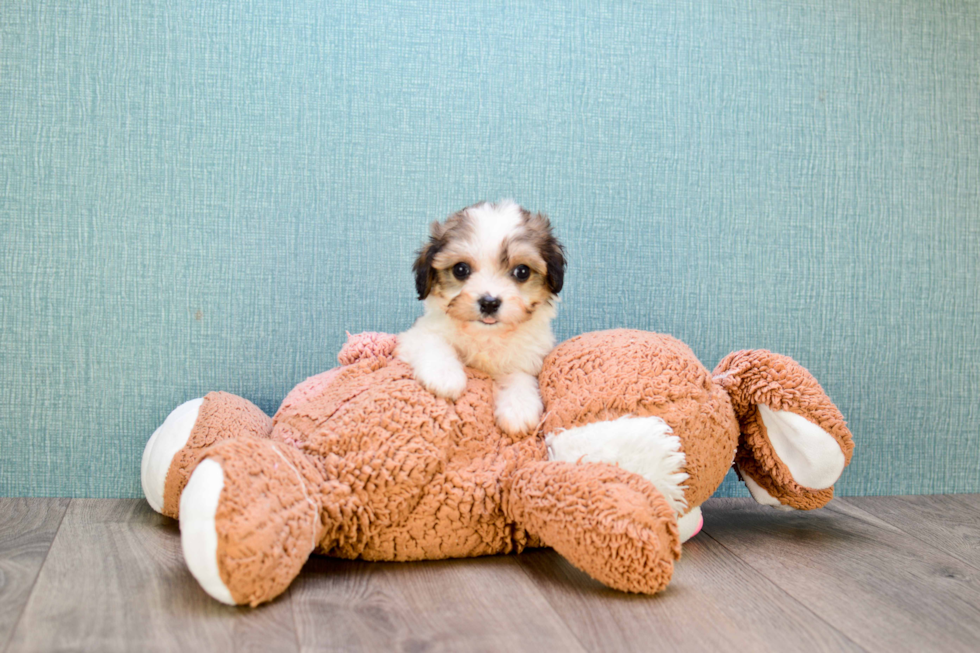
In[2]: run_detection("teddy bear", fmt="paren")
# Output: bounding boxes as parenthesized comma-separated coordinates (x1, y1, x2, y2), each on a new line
(141, 329, 853, 607)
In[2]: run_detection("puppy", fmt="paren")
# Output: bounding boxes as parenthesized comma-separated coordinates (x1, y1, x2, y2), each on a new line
(396, 200, 566, 435)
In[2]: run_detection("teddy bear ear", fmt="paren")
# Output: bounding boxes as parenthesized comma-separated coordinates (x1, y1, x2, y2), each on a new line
(714, 350, 855, 511)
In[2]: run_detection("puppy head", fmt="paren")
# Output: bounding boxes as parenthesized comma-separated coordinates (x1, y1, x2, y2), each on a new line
(413, 200, 565, 329)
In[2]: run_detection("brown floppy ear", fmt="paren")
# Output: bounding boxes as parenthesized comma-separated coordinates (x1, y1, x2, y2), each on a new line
(412, 221, 446, 300)
(542, 231, 566, 294)
(524, 212, 566, 294)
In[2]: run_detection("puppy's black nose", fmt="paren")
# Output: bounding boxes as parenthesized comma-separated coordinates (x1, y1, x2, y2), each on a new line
(478, 296, 502, 315)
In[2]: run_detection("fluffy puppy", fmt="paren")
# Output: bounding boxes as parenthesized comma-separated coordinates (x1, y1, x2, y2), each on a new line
(396, 200, 566, 435)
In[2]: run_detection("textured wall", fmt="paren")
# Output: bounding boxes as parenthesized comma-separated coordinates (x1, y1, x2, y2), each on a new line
(2, 1, 978, 498)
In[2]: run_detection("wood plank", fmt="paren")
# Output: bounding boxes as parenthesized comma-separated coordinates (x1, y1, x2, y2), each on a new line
(949, 493, 980, 516)
(7, 495, 977, 651)
(517, 536, 860, 653)
(702, 497, 980, 653)
(843, 495, 980, 570)
(291, 553, 588, 653)
(6, 499, 298, 653)
(0, 498, 69, 651)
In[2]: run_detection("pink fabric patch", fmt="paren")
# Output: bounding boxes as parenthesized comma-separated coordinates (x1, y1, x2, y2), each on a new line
(691, 513, 704, 538)
(338, 331, 398, 365)
(279, 367, 343, 414)
(276, 333, 398, 417)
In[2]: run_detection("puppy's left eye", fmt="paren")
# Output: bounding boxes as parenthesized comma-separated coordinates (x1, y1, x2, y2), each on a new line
(512, 264, 531, 282)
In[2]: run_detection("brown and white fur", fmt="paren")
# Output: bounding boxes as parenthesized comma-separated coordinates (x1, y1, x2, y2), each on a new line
(396, 200, 566, 435)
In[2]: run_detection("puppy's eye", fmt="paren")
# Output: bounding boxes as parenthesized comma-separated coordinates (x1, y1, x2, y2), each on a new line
(452, 262, 471, 280)
(512, 264, 531, 282)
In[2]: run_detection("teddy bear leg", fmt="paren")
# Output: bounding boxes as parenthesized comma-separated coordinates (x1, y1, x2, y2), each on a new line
(505, 460, 680, 594)
(142, 392, 273, 518)
(179, 437, 328, 606)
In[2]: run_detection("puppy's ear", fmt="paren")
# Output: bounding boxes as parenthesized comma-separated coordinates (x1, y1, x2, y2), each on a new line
(412, 221, 446, 300)
(540, 226, 566, 295)
(522, 211, 567, 294)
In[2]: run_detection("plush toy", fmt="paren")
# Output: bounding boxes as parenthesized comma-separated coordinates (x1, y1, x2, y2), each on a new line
(141, 329, 853, 606)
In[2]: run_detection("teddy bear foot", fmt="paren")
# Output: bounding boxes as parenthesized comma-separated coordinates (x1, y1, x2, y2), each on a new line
(179, 438, 328, 607)
(142, 398, 204, 515)
(180, 457, 236, 604)
(506, 460, 681, 594)
(142, 392, 275, 519)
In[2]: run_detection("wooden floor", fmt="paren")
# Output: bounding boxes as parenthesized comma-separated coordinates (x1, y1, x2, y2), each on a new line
(1, 496, 978, 653)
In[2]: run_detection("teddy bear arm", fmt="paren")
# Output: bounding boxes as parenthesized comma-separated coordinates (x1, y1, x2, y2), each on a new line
(504, 460, 680, 594)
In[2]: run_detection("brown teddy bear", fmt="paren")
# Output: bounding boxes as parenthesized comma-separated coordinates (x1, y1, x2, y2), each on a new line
(141, 329, 853, 606)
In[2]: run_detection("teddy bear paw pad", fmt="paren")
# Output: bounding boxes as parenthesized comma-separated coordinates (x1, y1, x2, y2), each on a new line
(141, 398, 204, 514)
(179, 459, 236, 605)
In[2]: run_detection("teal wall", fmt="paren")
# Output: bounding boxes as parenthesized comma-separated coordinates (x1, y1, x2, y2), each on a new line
(2, 1, 978, 498)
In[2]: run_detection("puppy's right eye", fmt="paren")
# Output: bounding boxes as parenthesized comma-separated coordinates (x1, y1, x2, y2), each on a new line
(452, 262, 471, 280)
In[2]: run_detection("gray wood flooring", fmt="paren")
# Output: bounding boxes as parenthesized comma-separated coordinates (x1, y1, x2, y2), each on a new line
(1, 495, 977, 652)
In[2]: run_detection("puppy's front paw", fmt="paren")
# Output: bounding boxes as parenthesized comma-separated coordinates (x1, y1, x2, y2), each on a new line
(495, 388, 544, 435)
(415, 359, 468, 400)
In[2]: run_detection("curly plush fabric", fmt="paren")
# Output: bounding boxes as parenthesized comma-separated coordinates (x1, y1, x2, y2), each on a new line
(162, 392, 273, 518)
(714, 350, 854, 509)
(272, 354, 547, 563)
(540, 330, 739, 509)
(336, 331, 399, 365)
(207, 437, 327, 606)
(152, 328, 854, 605)
(171, 332, 697, 603)
(505, 460, 680, 594)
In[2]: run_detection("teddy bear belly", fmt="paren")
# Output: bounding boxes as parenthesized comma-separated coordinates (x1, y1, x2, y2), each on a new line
(318, 481, 533, 561)
(334, 484, 536, 562)
(320, 445, 547, 562)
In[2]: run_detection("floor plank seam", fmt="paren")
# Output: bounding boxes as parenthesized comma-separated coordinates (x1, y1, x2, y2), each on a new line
(510, 555, 596, 653)
(287, 588, 302, 653)
(699, 529, 871, 653)
(2, 499, 72, 653)
(833, 500, 980, 574)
